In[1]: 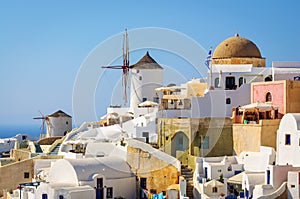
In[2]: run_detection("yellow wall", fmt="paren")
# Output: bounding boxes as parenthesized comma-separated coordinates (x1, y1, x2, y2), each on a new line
(187, 82, 207, 97)
(157, 118, 233, 160)
(232, 119, 280, 155)
(286, 80, 300, 113)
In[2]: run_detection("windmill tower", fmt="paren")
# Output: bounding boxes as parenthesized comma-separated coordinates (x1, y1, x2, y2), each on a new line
(34, 110, 72, 138)
(102, 30, 163, 110)
(129, 51, 163, 110)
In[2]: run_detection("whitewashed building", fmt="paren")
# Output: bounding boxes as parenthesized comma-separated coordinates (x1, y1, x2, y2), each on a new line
(276, 113, 300, 166)
(129, 51, 163, 110)
(45, 110, 72, 138)
(36, 157, 136, 199)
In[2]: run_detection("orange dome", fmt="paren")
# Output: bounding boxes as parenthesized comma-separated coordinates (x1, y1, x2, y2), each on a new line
(213, 34, 262, 59)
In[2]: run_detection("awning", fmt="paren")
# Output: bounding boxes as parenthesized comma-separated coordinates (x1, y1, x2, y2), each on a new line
(138, 100, 158, 107)
(227, 172, 244, 185)
(239, 102, 278, 112)
(162, 95, 187, 100)
(204, 179, 224, 187)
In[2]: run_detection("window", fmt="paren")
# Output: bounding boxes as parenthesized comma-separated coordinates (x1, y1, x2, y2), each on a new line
(59, 195, 64, 199)
(239, 77, 244, 87)
(214, 78, 220, 88)
(266, 92, 272, 102)
(139, 76, 142, 81)
(142, 132, 149, 143)
(226, 98, 231, 104)
(106, 187, 113, 198)
(22, 135, 27, 140)
(97, 178, 103, 188)
(42, 194, 48, 199)
(66, 121, 68, 125)
(143, 98, 147, 102)
(140, 178, 147, 189)
(212, 187, 218, 193)
(218, 169, 222, 172)
(178, 135, 184, 150)
(24, 172, 30, 179)
(227, 165, 232, 171)
(285, 134, 291, 145)
(137, 69, 140, 73)
(200, 136, 209, 149)
(153, 97, 159, 103)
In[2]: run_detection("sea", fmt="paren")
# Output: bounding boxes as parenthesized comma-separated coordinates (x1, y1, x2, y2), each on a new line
(0, 125, 41, 139)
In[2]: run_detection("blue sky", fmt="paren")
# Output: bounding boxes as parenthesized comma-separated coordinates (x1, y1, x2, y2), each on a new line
(0, 1, 300, 127)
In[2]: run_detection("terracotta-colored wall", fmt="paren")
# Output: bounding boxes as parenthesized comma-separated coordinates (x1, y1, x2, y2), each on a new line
(252, 81, 285, 117)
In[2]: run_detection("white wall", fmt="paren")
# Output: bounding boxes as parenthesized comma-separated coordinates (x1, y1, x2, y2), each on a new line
(157, 109, 191, 118)
(191, 84, 250, 118)
(47, 116, 72, 137)
(288, 171, 300, 199)
(277, 114, 300, 166)
(130, 69, 162, 110)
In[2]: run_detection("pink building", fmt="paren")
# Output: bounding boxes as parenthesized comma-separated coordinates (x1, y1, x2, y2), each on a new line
(251, 80, 300, 118)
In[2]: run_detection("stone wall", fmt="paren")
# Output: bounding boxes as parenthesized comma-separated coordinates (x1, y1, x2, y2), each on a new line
(127, 146, 179, 195)
(0, 159, 34, 196)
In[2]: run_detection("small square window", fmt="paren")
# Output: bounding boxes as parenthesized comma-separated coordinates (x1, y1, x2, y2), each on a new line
(24, 172, 30, 179)
(291, 185, 295, 188)
(226, 98, 231, 104)
(212, 187, 218, 193)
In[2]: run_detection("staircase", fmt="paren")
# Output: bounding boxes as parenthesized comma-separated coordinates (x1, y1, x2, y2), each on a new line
(49, 143, 61, 155)
(181, 164, 194, 198)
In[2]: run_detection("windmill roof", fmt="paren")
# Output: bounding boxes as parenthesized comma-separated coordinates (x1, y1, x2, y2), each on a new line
(131, 51, 163, 69)
(48, 110, 72, 118)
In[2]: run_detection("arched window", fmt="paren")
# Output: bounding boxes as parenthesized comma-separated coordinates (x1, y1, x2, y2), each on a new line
(266, 92, 272, 102)
(215, 78, 220, 88)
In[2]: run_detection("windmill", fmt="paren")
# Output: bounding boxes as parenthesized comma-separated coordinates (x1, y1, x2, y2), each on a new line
(33, 111, 51, 136)
(102, 29, 131, 105)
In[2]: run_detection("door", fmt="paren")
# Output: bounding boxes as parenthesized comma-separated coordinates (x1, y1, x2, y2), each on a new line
(226, 76, 236, 90)
(140, 178, 147, 199)
(267, 170, 270, 184)
(96, 178, 104, 199)
(204, 167, 208, 179)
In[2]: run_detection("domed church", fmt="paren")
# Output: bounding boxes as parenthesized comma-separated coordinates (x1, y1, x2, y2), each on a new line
(212, 34, 266, 67)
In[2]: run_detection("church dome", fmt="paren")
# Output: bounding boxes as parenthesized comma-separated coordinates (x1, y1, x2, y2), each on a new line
(213, 34, 262, 59)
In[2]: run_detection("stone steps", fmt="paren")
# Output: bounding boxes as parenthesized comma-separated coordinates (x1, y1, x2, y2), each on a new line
(181, 164, 194, 199)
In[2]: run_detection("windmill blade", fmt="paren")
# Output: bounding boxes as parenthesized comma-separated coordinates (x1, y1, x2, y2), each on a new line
(40, 119, 45, 132)
(33, 117, 45, 120)
(101, 66, 124, 69)
(39, 110, 45, 118)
